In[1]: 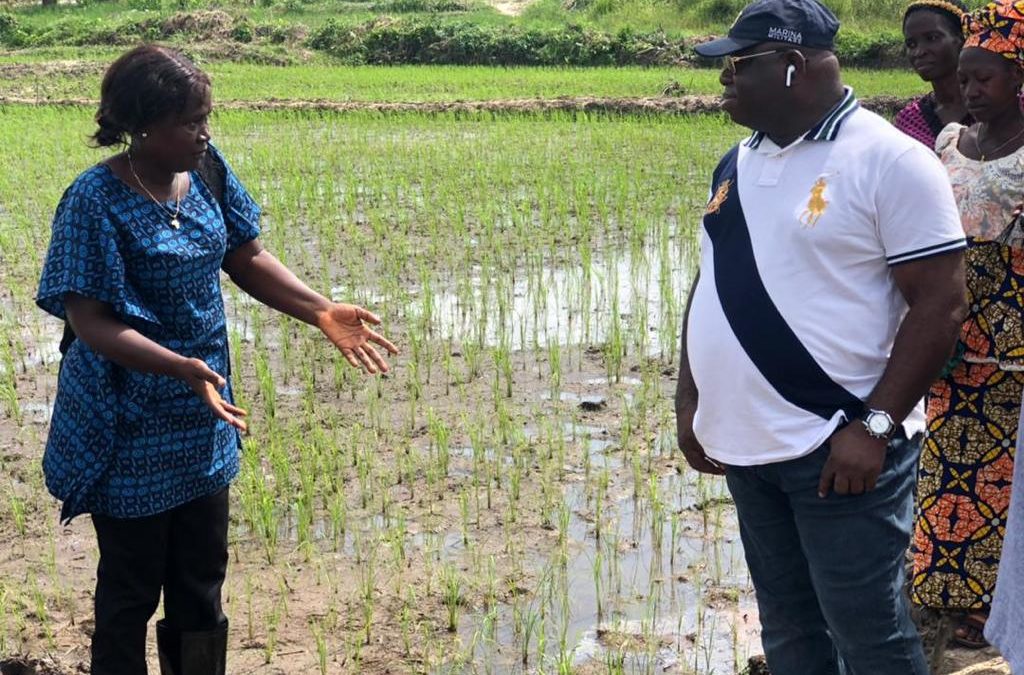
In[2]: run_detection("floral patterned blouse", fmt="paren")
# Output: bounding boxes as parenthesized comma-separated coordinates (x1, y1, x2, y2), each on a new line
(936, 123, 1024, 368)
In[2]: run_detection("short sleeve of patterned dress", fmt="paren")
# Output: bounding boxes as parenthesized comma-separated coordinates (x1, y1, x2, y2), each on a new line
(36, 169, 161, 326)
(207, 144, 262, 253)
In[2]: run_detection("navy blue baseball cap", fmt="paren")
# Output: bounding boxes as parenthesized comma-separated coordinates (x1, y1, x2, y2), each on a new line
(694, 0, 840, 57)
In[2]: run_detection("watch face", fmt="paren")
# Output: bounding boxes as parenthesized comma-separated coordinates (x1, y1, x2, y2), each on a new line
(868, 414, 891, 435)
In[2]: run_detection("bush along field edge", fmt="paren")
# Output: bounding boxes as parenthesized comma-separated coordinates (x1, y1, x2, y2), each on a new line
(0, 9, 908, 68)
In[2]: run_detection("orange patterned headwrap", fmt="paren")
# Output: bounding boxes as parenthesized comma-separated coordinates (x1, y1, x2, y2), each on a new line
(964, 1, 1024, 67)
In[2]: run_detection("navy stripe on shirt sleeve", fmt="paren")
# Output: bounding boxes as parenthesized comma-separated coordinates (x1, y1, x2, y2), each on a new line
(887, 238, 967, 266)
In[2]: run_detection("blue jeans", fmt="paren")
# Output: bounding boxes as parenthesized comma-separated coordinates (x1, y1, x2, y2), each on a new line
(725, 433, 929, 675)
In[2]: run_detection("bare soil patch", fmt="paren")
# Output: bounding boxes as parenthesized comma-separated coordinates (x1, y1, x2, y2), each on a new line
(0, 93, 914, 117)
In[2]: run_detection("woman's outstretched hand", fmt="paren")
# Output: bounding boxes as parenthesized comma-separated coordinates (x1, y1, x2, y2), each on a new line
(176, 357, 248, 432)
(316, 303, 399, 374)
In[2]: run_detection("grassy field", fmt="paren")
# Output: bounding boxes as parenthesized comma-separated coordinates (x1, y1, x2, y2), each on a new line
(8, 0, 509, 31)
(1, 0, 977, 69)
(4, 0, 990, 35)
(0, 61, 928, 102)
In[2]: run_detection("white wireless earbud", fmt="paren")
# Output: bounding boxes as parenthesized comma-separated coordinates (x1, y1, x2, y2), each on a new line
(785, 65, 796, 88)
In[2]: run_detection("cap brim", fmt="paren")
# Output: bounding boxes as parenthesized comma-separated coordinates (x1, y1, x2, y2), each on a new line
(693, 37, 762, 57)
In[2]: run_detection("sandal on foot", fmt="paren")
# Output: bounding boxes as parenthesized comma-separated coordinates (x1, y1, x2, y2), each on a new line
(952, 612, 989, 650)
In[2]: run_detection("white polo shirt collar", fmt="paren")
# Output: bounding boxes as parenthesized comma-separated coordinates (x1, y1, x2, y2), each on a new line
(743, 87, 859, 154)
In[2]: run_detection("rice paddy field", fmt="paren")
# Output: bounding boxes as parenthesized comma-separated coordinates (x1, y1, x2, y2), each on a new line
(0, 62, 924, 103)
(3, 61, 995, 675)
(1, 102, 748, 674)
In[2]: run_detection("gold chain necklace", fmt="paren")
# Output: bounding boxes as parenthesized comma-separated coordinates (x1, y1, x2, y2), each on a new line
(975, 122, 1024, 162)
(127, 153, 183, 229)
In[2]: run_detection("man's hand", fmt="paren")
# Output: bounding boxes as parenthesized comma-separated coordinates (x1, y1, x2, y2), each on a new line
(677, 396, 725, 475)
(817, 421, 889, 498)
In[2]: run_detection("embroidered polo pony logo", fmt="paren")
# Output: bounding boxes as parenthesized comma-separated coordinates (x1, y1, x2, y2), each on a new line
(706, 179, 732, 215)
(800, 177, 829, 228)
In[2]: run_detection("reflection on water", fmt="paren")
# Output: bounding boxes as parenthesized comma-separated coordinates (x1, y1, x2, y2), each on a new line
(417, 237, 697, 357)
(445, 424, 760, 675)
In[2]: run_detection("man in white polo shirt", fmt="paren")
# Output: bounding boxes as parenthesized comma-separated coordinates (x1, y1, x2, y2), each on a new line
(676, 1, 968, 673)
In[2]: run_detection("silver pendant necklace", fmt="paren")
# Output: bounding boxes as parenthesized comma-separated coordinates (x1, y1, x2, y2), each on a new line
(975, 122, 1024, 162)
(128, 153, 184, 229)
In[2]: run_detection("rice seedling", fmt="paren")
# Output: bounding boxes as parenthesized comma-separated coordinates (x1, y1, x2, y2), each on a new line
(263, 596, 284, 665)
(440, 562, 463, 633)
(0, 96, 770, 673)
(0, 583, 8, 655)
(309, 617, 329, 675)
(492, 344, 514, 401)
(427, 408, 451, 478)
(459, 488, 471, 547)
(606, 648, 627, 674)
(244, 575, 256, 642)
(0, 375, 20, 426)
(357, 534, 378, 645)
(557, 501, 571, 564)
(520, 605, 541, 667)
(393, 595, 412, 659)
(8, 486, 26, 538)
(327, 486, 348, 551)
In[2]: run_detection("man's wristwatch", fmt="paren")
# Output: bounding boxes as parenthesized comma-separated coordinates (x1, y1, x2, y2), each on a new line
(861, 408, 897, 440)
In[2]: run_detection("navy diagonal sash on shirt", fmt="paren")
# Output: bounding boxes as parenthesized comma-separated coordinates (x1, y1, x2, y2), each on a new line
(701, 145, 863, 421)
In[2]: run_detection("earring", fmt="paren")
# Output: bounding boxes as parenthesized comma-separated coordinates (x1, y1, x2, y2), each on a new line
(140, 132, 148, 138)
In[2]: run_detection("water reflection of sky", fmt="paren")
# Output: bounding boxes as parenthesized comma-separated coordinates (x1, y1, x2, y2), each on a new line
(419, 237, 699, 357)
(445, 422, 760, 675)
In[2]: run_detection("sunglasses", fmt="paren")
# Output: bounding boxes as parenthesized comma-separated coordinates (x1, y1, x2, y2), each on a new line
(720, 49, 780, 74)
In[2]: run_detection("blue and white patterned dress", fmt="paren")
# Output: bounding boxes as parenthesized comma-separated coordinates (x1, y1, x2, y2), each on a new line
(36, 145, 261, 522)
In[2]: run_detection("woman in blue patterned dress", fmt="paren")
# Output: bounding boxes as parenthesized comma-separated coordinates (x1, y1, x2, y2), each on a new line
(35, 45, 397, 675)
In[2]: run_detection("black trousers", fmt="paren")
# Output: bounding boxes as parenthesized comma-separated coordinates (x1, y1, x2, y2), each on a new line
(90, 487, 229, 675)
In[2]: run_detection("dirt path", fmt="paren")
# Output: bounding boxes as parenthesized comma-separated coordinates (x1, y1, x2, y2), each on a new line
(488, 0, 536, 16)
(0, 94, 912, 116)
(944, 652, 1010, 675)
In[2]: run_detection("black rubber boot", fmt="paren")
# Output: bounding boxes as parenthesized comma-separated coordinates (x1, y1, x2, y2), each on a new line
(157, 619, 228, 675)
(180, 619, 228, 675)
(156, 620, 182, 675)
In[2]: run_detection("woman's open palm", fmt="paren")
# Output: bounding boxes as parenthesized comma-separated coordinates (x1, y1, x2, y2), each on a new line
(316, 303, 398, 374)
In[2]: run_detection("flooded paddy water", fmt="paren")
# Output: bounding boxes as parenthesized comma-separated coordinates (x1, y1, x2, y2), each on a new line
(1, 105, 757, 674)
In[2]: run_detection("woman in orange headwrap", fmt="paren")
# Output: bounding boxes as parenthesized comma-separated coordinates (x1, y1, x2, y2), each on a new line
(911, 0, 1024, 650)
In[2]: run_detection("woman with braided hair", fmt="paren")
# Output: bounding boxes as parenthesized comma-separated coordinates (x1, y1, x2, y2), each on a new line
(911, 0, 1024, 652)
(896, 0, 973, 148)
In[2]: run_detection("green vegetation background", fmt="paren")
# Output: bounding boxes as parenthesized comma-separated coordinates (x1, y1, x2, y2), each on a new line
(0, 0, 991, 67)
